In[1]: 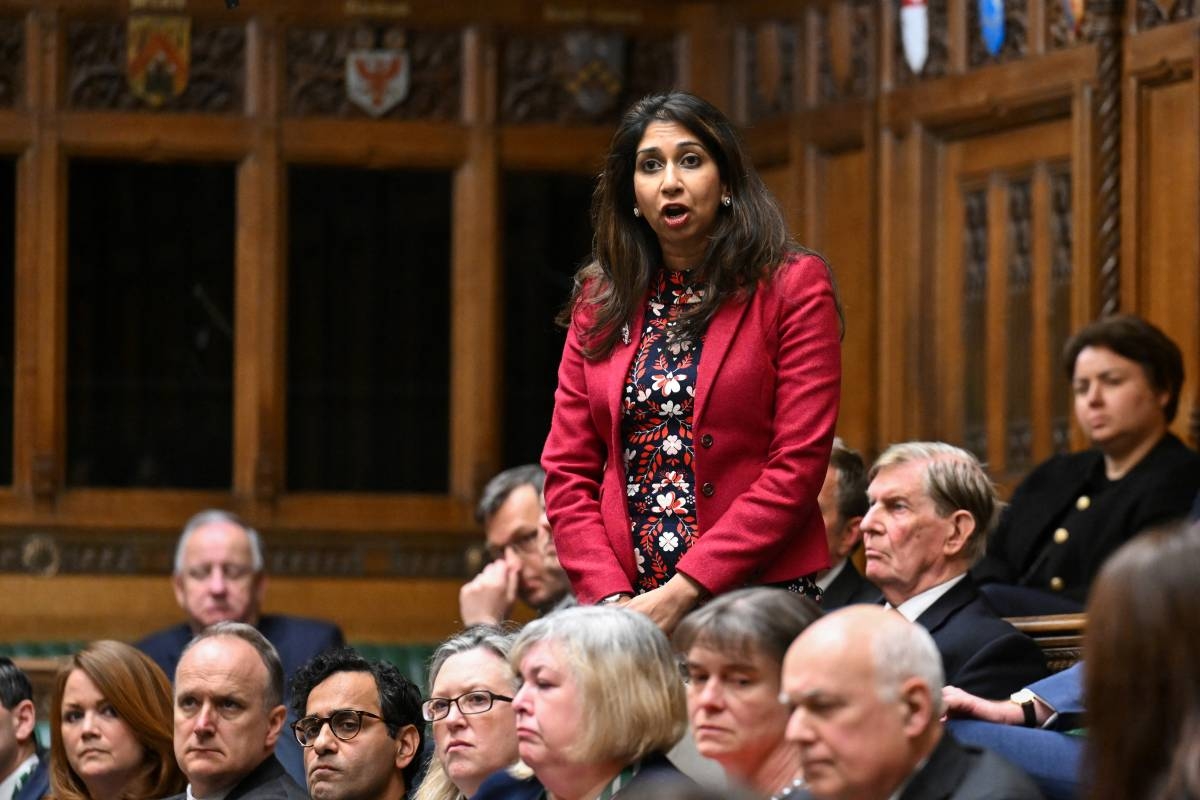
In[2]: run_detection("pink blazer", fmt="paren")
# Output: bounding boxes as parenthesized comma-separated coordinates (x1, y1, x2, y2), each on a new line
(541, 252, 841, 604)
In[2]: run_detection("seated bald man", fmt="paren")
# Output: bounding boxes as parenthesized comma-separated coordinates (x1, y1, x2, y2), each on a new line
(781, 605, 1044, 800)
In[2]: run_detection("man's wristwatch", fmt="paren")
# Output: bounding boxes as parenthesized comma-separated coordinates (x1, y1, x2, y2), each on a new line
(1010, 689, 1038, 727)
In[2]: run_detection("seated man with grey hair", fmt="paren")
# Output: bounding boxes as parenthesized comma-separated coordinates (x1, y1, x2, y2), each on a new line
(169, 622, 308, 800)
(781, 605, 1044, 800)
(139, 509, 344, 782)
(860, 443, 1047, 698)
(459, 465, 573, 625)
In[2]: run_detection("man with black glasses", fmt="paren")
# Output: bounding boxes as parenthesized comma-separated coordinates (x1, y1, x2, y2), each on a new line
(291, 648, 423, 800)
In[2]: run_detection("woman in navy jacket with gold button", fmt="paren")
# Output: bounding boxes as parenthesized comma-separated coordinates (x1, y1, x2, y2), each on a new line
(541, 92, 841, 633)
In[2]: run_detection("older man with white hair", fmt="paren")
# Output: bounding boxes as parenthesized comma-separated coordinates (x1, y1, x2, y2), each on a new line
(859, 443, 1047, 698)
(780, 605, 1043, 800)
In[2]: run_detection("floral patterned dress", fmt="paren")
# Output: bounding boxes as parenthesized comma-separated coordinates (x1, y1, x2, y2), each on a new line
(621, 268, 706, 594)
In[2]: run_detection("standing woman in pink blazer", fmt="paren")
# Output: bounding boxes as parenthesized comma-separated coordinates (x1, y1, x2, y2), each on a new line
(541, 91, 842, 633)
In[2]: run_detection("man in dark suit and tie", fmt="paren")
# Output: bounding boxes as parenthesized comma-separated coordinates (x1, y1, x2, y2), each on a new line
(168, 622, 308, 800)
(138, 509, 343, 782)
(860, 443, 1048, 699)
(815, 439, 881, 609)
(781, 605, 1044, 800)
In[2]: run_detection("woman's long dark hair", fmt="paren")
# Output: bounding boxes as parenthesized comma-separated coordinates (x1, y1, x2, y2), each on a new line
(1085, 520, 1200, 800)
(561, 91, 801, 359)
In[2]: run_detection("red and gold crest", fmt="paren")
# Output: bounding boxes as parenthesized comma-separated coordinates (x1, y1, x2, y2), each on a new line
(126, 15, 190, 107)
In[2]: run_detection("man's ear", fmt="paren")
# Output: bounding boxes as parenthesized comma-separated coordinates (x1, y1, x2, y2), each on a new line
(838, 516, 865, 558)
(172, 572, 187, 611)
(394, 724, 420, 770)
(12, 698, 35, 744)
(897, 677, 936, 739)
(942, 510, 976, 558)
(264, 704, 287, 749)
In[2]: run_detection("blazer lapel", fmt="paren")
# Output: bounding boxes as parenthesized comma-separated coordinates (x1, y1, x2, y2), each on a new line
(693, 293, 751, 424)
(913, 576, 978, 635)
(594, 301, 648, 453)
(897, 735, 969, 800)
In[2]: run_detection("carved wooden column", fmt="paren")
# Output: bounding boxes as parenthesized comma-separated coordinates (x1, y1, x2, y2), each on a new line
(1086, 0, 1123, 315)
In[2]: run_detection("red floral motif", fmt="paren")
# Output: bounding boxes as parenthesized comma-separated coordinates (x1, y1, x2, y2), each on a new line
(622, 269, 706, 594)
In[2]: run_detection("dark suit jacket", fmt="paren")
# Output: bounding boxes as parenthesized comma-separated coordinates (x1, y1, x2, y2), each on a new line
(821, 560, 882, 610)
(974, 433, 1200, 602)
(795, 734, 1043, 800)
(137, 614, 344, 685)
(166, 756, 308, 800)
(472, 752, 685, 800)
(543, 253, 841, 602)
(899, 733, 1045, 800)
(14, 755, 48, 800)
(915, 576, 1048, 699)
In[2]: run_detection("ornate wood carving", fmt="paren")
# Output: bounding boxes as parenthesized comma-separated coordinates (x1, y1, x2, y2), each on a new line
(1086, 0, 1124, 314)
(1137, 0, 1195, 29)
(742, 22, 797, 119)
(1048, 0, 1085, 48)
(285, 24, 460, 120)
(963, 189, 989, 461)
(1006, 179, 1033, 473)
(500, 31, 676, 124)
(0, 528, 472, 579)
(968, 0, 1030, 67)
(0, 17, 22, 109)
(66, 19, 244, 112)
(816, 1, 872, 104)
(894, 0, 949, 84)
(1049, 170, 1074, 452)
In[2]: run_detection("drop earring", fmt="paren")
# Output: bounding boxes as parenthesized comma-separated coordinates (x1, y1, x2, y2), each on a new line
(633, 207, 641, 218)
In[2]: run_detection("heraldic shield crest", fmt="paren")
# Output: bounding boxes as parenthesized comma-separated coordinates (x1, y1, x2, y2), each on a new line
(563, 32, 625, 116)
(979, 0, 1006, 55)
(346, 49, 411, 117)
(127, 15, 190, 106)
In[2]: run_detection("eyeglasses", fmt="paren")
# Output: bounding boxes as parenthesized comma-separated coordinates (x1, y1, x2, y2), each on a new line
(292, 709, 384, 747)
(421, 690, 513, 722)
(484, 529, 540, 563)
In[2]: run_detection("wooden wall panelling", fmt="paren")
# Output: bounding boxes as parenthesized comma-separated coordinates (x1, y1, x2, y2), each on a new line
(451, 25, 500, 501)
(1028, 162, 1055, 465)
(30, 7, 65, 506)
(12, 12, 36, 497)
(985, 175, 1010, 476)
(237, 14, 283, 505)
(1120, 19, 1199, 444)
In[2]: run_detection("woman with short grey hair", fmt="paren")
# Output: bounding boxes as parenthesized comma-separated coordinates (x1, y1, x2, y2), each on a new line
(474, 606, 687, 800)
(673, 587, 821, 799)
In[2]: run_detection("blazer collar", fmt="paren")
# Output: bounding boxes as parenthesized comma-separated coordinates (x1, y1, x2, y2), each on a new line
(912, 574, 980, 634)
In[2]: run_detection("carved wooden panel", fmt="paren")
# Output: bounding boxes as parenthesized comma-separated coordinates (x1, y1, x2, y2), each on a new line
(968, 0, 1029, 67)
(0, 17, 22, 109)
(66, 18, 244, 112)
(285, 24, 461, 120)
(1137, 0, 1196, 29)
(893, 0, 949, 84)
(0, 528, 471, 579)
(500, 30, 677, 124)
(963, 188, 989, 461)
(1049, 169, 1073, 452)
(741, 22, 797, 119)
(1048, 0, 1086, 48)
(816, 1, 873, 104)
(1006, 179, 1033, 473)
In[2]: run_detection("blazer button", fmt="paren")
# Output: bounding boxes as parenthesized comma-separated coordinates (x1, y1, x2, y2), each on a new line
(1053, 528, 1069, 544)
(700, 434, 714, 448)
(1049, 577, 1064, 592)
(701, 482, 715, 497)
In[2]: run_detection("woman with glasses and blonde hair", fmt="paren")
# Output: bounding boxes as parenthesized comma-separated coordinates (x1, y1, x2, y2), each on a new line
(49, 641, 184, 800)
(415, 626, 520, 800)
(673, 587, 821, 799)
(474, 606, 688, 800)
